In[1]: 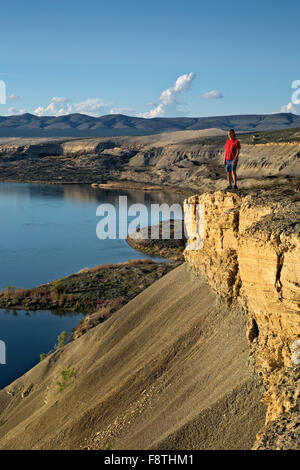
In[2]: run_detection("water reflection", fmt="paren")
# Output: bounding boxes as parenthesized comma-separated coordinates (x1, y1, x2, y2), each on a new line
(2, 308, 80, 318)
(0, 181, 184, 390)
(0, 182, 184, 206)
(0, 308, 83, 390)
(63, 185, 184, 206)
(0, 182, 183, 289)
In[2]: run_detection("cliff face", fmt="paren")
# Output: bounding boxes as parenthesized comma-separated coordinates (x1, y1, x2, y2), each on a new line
(184, 189, 300, 448)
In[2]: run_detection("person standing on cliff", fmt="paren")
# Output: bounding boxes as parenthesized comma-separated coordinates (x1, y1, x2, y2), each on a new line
(224, 129, 240, 190)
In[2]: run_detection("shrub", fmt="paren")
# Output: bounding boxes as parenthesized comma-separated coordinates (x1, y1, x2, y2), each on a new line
(4, 286, 15, 296)
(57, 331, 68, 348)
(40, 353, 48, 361)
(99, 440, 113, 450)
(51, 280, 65, 294)
(57, 368, 75, 392)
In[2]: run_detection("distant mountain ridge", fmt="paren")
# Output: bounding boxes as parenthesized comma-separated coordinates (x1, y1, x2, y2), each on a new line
(0, 112, 299, 137)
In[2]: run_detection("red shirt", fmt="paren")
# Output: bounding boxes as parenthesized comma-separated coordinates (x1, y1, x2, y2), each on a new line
(225, 139, 240, 160)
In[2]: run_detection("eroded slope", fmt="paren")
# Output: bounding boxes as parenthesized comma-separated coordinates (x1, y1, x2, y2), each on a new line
(0, 265, 265, 450)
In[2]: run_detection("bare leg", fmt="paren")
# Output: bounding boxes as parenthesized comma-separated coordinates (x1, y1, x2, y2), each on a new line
(227, 171, 232, 186)
(231, 170, 237, 186)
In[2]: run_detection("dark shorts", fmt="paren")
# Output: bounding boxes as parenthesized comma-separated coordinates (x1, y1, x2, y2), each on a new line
(225, 160, 238, 172)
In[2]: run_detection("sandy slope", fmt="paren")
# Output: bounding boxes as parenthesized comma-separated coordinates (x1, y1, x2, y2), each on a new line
(130, 127, 227, 148)
(0, 264, 266, 450)
(0, 128, 225, 149)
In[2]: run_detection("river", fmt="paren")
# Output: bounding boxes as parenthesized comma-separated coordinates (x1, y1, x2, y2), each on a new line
(0, 182, 184, 389)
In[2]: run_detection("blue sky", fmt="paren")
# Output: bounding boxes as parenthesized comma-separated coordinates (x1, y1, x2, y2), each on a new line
(0, 0, 299, 118)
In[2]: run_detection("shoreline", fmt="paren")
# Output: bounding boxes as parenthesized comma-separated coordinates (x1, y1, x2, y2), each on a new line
(0, 258, 181, 343)
(0, 212, 185, 389)
(0, 228, 185, 338)
(0, 178, 192, 196)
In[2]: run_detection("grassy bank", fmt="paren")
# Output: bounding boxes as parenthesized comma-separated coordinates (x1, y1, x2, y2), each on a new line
(0, 259, 181, 337)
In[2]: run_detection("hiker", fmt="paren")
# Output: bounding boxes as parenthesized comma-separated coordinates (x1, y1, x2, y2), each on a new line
(224, 129, 240, 189)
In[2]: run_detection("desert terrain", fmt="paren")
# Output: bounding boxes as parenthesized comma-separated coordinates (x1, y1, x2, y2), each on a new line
(0, 125, 299, 450)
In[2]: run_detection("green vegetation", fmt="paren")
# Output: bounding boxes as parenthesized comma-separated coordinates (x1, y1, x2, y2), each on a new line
(0, 259, 179, 314)
(4, 286, 15, 296)
(57, 368, 75, 392)
(238, 127, 300, 145)
(57, 331, 68, 348)
(181, 126, 300, 147)
(51, 280, 66, 294)
(39, 331, 68, 362)
(39, 353, 48, 362)
(99, 440, 113, 450)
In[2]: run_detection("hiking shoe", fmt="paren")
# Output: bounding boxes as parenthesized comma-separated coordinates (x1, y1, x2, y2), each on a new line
(226, 185, 232, 190)
(234, 184, 238, 190)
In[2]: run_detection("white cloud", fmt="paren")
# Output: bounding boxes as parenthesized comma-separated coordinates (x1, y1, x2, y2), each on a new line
(33, 97, 110, 117)
(201, 90, 223, 99)
(73, 98, 108, 116)
(281, 101, 300, 114)
(34, 101, 73, 116)
(8, 93, 20, 101)
(280, 81, 300, 115)
(34, 97, 72, 116)
(139, 72, 196, 118)
(6, 107, 26, 116)
(160, 72, 195, 105)
(141, 103, 164, 118)
(280, 102, 298, 114)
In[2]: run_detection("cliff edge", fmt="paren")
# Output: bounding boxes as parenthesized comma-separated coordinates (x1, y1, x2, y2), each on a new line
(184, 188, 300, 449)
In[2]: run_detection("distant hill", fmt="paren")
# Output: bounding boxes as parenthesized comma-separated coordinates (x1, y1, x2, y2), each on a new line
(0, 112, 300, 137)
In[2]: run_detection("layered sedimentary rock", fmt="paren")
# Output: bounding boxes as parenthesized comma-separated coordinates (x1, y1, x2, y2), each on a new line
(184, 189, 300, 449)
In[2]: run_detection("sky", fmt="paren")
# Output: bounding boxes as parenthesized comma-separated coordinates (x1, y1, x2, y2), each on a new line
(0, 0, 300, 118)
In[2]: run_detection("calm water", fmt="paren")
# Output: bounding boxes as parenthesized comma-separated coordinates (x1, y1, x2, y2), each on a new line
(0, 182, 183, 389)
(0, 309, 82, 389)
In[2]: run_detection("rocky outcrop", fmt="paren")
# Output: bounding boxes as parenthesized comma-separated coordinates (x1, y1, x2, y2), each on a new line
(0, 142, 63, 160)
(183, 188, 300, 449)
